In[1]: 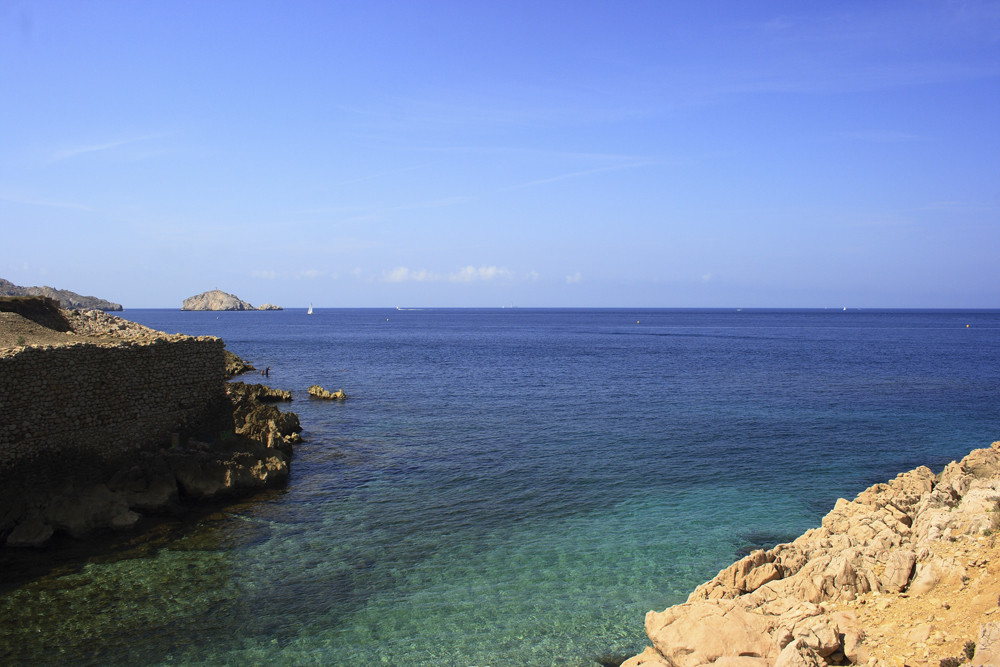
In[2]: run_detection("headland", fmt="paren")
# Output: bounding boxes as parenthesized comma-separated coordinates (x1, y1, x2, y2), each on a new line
(0, 296, 301, 548)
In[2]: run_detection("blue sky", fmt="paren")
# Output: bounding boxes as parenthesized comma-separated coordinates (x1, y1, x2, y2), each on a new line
(1, 1, 998, 308)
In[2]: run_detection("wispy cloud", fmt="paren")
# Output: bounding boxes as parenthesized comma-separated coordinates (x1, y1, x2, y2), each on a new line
(838, 130, 928, 143)
(0, 192, 95, 212)
(500, 161, 654, 192)
(449, 265, 512, 282)
(382, 267, 441, 283)
(47, 134, 165, 164)
(566, 272, 583, 284)
(381, 265, 517, 283)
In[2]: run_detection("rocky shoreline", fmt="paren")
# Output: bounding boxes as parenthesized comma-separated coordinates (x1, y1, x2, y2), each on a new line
(0, 300, 303, 549)
(622, 442, 1000, 667)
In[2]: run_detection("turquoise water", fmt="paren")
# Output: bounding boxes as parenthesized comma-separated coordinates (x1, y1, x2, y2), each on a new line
(2, 309, 998, 665)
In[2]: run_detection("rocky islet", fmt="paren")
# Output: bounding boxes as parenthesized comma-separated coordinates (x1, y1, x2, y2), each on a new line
(181, 289, 283, 311)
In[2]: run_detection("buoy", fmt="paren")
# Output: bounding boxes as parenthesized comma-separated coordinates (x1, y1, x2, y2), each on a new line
(636, 320, 640, 324)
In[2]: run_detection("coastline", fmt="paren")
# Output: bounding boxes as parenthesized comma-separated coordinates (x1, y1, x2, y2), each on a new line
(622, 442, 1000, 667)
(0, 299, 303, 549)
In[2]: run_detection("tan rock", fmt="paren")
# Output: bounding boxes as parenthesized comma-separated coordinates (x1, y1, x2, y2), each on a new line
(774, 639, 822, 667)
(972, 621, 1000, 666)
(881, 550, 917, 592)
(745, 561, 783, 592)
(906, 622, 932, 643)
(619, 646, 670, 667)
(645, 600, 777, 666)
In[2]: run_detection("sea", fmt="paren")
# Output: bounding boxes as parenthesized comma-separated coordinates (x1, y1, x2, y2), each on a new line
(1, 308, 998, 666)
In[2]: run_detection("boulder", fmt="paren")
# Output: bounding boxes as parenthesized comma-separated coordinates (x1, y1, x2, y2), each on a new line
(880, 549, 916, 592)
(44, 484, 131, 538)
(645, 600, 777, 666)
(5, 512, 54, 548)
(308, 385, 347, 400)
(972, 621, 1000, 666)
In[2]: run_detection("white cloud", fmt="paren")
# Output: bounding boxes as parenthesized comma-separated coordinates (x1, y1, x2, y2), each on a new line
(297, 268, 327, 280)
(566, 272, 583, 284)
(701, 273, 713, 282)
(449, 265, 512, 282)
(252, 270, 278, 280)
(382, 266, 441, 283)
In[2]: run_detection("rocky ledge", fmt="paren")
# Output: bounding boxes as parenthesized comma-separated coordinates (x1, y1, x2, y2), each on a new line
(4, 380, 302, 549)
(623, 442, 1000, 667)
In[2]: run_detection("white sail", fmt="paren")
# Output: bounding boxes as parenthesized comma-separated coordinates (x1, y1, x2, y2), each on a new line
(307, 303, 314, 315)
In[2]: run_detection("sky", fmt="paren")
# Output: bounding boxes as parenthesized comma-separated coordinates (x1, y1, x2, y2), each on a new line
(1, 1, 998, 308)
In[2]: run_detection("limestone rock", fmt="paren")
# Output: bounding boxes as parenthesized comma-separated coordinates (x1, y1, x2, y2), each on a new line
(881, 550, 917, 592)
(774, 639, 822, 667)
(256, 303, 283, 311)
(181, 290, 257, 311)
(0, 277, 122, 310)
(645, 600, 777, 666)
(622, 443, 1000, 667)
(620, 646, 671, 667)
(224, 349, 256, 377)
(972, 621, 1000, 666)
(308, 384, 346, 400)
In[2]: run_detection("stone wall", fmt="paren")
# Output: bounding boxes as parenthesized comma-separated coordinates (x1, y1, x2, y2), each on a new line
(0, 336, 228, 493)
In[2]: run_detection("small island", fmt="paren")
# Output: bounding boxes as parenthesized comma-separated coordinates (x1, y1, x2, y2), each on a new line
(182, 290, 282, 311)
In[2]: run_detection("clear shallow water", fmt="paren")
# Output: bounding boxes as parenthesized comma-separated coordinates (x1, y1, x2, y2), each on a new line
(2, 308, 999, 666)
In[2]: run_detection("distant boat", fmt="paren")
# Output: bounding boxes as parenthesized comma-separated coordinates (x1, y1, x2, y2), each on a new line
(307, 303, 314, 315)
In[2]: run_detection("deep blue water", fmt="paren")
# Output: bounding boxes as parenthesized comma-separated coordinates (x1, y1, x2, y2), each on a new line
(2, 308, 999, 666)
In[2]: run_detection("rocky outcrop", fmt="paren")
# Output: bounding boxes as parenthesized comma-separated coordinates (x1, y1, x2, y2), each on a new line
(224, 349, 256, 377)
(308, 384, 346, 400)
(2, 380, 301, 548)
(0, 278, 122, 311)
(623, 442, 1000, 667)
(181, 290, 282, 311)
(0, 303, 304, 548)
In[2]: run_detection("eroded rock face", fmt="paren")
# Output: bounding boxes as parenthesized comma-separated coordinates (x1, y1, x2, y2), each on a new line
(625, 442, 1000, 667)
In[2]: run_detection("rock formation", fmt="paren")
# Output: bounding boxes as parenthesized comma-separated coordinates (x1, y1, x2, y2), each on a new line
(181, 290, 282, 311)
(0, 278, 122, 311)
(308, 384, 346, 400)
(622, 442, 1000, 667)
(0, 306, 302, 548)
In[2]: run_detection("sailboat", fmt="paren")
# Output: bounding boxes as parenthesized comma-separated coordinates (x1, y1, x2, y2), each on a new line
(307, 303, 314, 315)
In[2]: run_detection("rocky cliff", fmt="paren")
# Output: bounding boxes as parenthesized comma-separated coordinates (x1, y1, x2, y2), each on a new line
(182, 290, 282, 311)
(622, 443, 1000, 667)
(0, 278, 122, 311)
